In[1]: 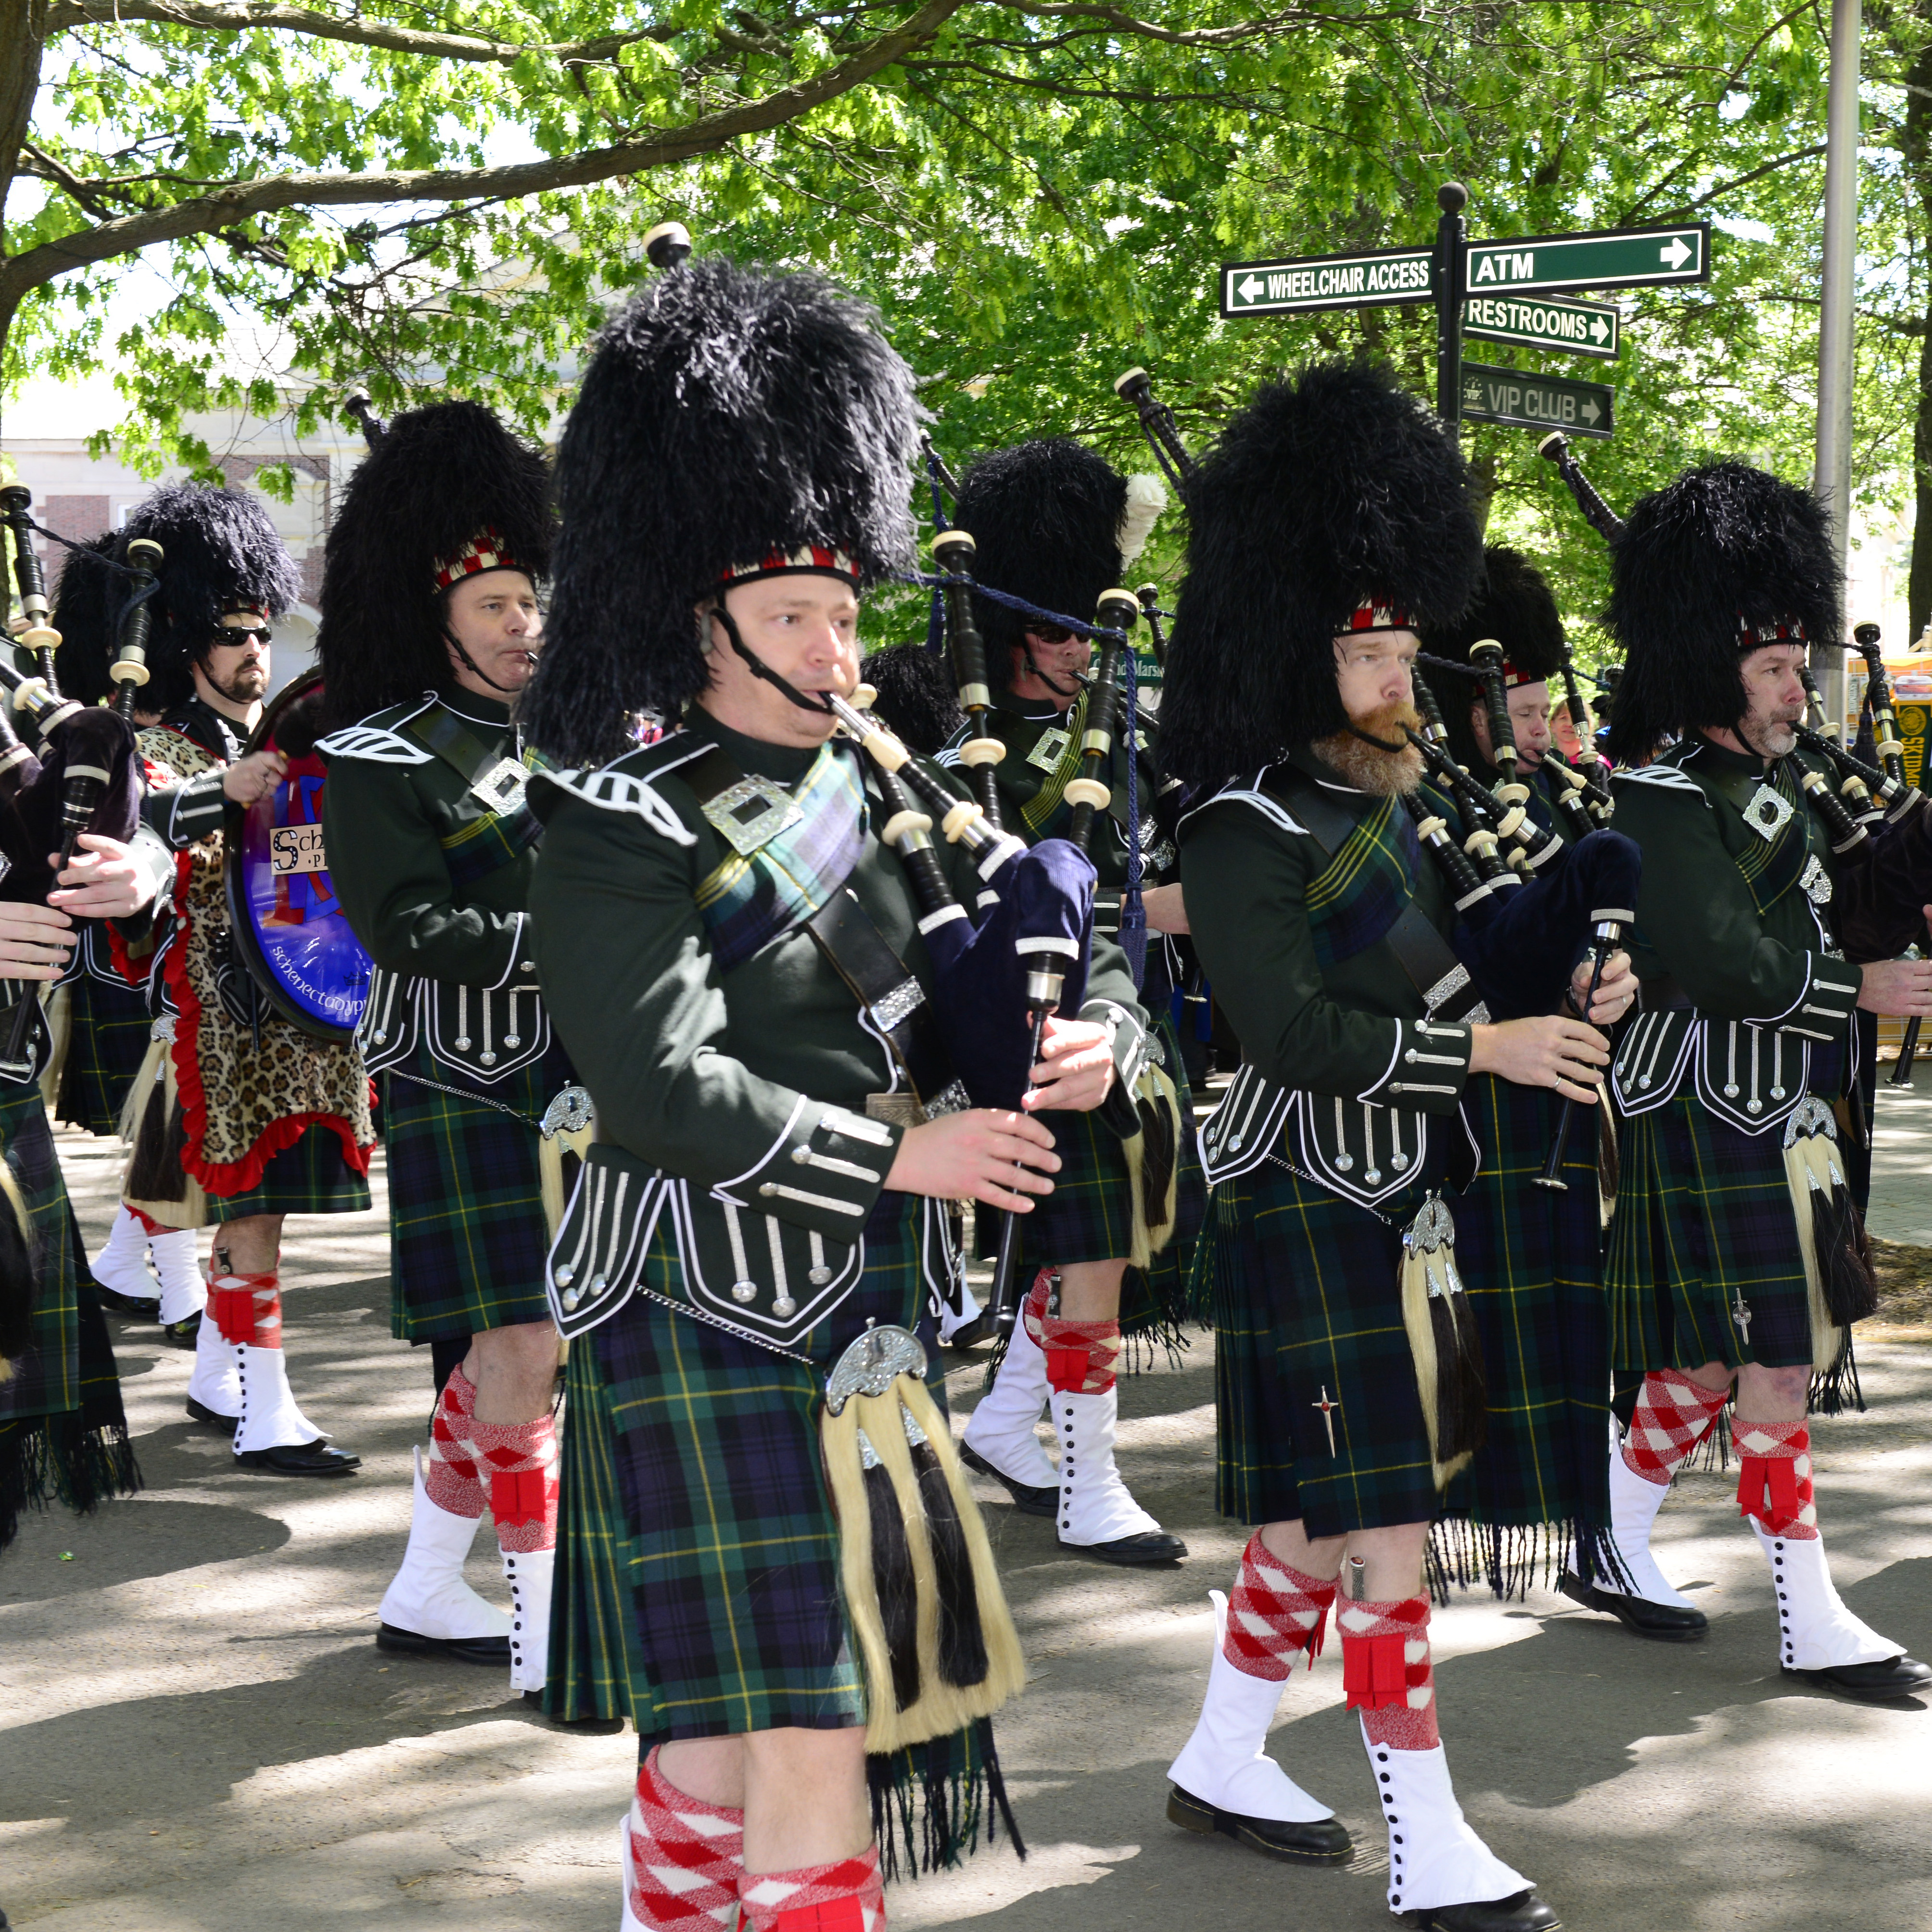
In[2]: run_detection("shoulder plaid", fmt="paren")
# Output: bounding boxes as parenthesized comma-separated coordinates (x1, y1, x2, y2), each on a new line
(314, 724, 436, 766)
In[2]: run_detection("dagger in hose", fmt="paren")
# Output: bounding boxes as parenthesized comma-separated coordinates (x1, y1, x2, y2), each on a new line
(1535, 905, 1632, 1190)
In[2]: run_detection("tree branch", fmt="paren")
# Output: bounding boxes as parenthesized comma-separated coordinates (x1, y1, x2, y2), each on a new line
(1000, 0, 1428, 44)
(45, 0, 679, 66)
(2, 0, 965, 308)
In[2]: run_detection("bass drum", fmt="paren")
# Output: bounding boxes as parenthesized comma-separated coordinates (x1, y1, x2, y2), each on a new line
(223, 668, 373, 1046)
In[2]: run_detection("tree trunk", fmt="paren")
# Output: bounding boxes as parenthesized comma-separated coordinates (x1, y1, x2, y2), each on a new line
(1904, 26, 1932, 645)
(0, 3, 50, 443)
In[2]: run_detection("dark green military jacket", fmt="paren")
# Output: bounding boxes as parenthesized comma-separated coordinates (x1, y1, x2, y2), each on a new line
(318, 687, 548, 1088)
(525, 706, 1149, 1350)
(1181, 745, 1477, 1210)
(938, 684, 1178, 932)
(1607, 735, 1862, 1134)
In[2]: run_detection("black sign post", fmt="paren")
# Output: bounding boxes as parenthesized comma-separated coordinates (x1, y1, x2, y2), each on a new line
(1433, 184, 1468, 426)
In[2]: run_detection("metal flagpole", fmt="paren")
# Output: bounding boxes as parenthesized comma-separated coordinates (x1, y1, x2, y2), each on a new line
(1814, 0, 1862, 713)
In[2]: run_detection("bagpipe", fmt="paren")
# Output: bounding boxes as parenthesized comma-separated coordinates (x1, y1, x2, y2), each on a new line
(0, 487, 145, 1080)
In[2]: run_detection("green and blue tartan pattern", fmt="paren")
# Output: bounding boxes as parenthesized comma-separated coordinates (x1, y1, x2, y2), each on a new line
(1607, 1089, 1820, 1379)
(207, 1120, 371, 1219)
(1436, 1075, 1614, 1591)
(1206, 1156, 1443, 1538)
(547, 1195, 926, 1741)
(399, 705, 549, 891)
(1302, 790, 1422, 971)
(695, 740, 868, 975)
(381, 1044, 559, 1341)
(56, 972, 153, 1137)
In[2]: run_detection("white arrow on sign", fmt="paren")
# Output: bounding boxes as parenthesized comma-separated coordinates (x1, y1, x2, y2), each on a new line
(1659, 236, 1693, 270)
(1580, 398, 1602, 424)
(1590, 315, 1610, 343)
(1237, 274, 1265, 301)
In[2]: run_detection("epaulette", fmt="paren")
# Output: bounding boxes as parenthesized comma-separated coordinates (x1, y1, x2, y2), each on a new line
(1613, 759, 1710, 804)
(315, 694, 438, 765)
(1178, 767, 1309, 837)
(528, 731, 703, 847)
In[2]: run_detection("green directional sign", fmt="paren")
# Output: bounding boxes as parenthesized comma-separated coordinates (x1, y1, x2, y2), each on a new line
(1464, 223, 1708, 297)
(1459, 360, 1614, 438)
(1221, 246, 1434, 317)
(1462, 292, 1619, 360)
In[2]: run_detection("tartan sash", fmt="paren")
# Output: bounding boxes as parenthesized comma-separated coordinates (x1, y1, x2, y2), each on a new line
(1730, 761, 1816, 918)
(695, 740, 867, 975)
(400, 705, 548, 890)
(1017, 688, 1090, 838)
(1266, 774, 1422, 971)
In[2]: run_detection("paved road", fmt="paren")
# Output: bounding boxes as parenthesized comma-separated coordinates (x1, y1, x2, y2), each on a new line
(3, 1096, 1930, 1931)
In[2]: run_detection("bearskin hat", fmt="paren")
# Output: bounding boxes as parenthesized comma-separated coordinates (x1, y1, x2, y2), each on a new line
(952, 439, 1131, 683)
(317, 400, 554, 730)
(861, 642, 964, 755)
(49, 531, 127, 708)
(117, 483, 301, 710)
(1604, 460, 1837, 764)
(521, 257, 920, 767)
(1160, 361, 1481, 788)
(1422, 545, 1567, 771)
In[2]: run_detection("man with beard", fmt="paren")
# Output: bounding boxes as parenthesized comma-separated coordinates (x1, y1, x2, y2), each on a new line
(1153, 363, 1624, 1932)
(317, 401, 569, 1696)
(116, 483, 374, 1477)
(1559, 461, 1932, 1698)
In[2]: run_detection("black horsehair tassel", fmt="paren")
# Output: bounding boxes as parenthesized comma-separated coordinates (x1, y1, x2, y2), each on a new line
(1135, 1088, 1176, 1231)
(908, 1435, 991, 1688)
(127, 1078, 190, 1205)
(1431, 1285, 1489, 1466)
(861, 1435, 922, 1713)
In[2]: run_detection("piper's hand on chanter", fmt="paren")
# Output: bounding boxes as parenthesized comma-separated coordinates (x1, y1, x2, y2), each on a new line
(1025, 1015, 1117, 1112)
(1572, 949, 1636, 1026)
(0, 901, 75, 980)
(1471, 1014, 1609, 1105)
(1856, 919, 1932, 1016)
(47, 834, 157, 921)
(1142, 882, 1190, 935)
(887, 1107, 1060, 1211)
(222, 748, 287, 806)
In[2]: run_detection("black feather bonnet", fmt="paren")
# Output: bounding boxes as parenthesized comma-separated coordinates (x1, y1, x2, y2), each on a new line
(521, 256, 920, 767)
(1604, 459, 1838, 764)
(1160, 360, 1481, 787)
(860, 642, 965, 756)
(318, 399, 554, 729)
(952, 439, 1127, 683)
(1422, 545, 1567, 769)
(118, 483, 301, 710)
(49, 531, 127, 708)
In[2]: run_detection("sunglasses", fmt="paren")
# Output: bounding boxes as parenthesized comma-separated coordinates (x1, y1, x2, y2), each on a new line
(215, 625, 274, 647)
(1028, 624, 1080, 647)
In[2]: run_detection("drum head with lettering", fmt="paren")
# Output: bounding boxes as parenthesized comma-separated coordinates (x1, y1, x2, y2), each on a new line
(224, 670, 373, 1045)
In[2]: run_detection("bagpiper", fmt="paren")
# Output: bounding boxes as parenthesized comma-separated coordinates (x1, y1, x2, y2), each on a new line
(936, 437, 1198, 1565)
(520, 254, 1139, 1932)
(316, 399, 567, 1695)
(1563, 459, 1932, 1699)
(1155, 361, 1625, 1932)
(114, 483, 375, 1477)
(43, 531, 203, 1342)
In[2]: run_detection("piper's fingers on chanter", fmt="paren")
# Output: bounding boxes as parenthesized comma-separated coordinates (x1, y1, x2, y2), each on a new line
(1555, 1017, 1612, 1061)
(975, 1172, 1051, 1213)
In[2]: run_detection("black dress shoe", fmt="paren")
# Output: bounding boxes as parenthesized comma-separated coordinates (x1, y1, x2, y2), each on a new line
(161, 1311, 202, 1349)
(522, 1690, 625, 1733)
(1404, 1889, 1561, 1932)
(1784, 1654, 1932, 1701)
(1558, 1570, 1706, 1640)
(943, 1310, 993, 1351)
(377, 1623, 511, 1666)
(958, 1441, 1057, 1517)
(1064, 1528, 1188, 1565)
(93, 1281, 160, 1321)
(186, 1396, 241, 1433)
(234, 1440, 361, 1477)
(1166, 1782, 1352, 1865)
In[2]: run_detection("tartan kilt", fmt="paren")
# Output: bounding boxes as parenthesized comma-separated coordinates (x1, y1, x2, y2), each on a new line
(204, 1119, 372, 1219)
(971, 1010, 1203, 1337)
(0, 1080, 140, 1551)
(1607, 1090, 1814, 1375)
(56, 973, 152, 1136)
(548, 1192, 929, 1740)
(381, 1043, 563, 1342)
(1207, 1156, 1441, 1538)
(1436, 1076, 1613, 1591)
